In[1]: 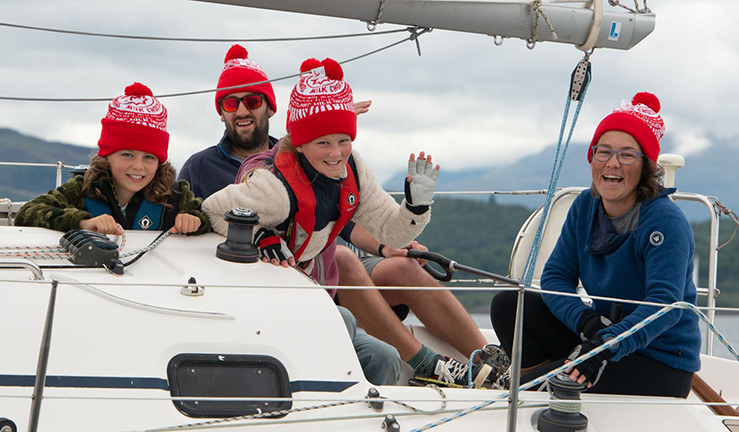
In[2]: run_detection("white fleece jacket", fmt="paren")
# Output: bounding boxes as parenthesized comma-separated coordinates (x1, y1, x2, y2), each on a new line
(202, 149, 430, 262)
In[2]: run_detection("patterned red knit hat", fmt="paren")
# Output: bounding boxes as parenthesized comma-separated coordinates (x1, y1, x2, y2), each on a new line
(215, 45, 276, 115)
(286, 58, 356, 146)
(588, 92, 665, 163)
(97, 82, 169, 163)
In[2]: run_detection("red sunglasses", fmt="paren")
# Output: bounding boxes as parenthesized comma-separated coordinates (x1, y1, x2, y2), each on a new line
(219, 94, 264, 113)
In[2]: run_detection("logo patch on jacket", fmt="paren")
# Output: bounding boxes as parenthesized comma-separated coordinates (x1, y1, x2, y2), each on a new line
(347, 192, 357, 207)
(138, 215, 153, 230)
(649, 231, 664, 246)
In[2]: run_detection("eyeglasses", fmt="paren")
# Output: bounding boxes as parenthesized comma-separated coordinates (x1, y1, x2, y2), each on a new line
(219, 94, 264, 113)
(591, 145, 644, 165)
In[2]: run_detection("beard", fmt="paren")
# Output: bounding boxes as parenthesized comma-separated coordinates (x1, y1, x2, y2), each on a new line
(225, 110, 270, 151)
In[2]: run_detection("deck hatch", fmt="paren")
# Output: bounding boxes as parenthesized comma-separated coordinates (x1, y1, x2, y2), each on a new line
(167, 353, 292, 418)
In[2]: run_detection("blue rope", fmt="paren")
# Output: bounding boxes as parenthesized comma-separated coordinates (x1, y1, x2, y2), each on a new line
(468, 349, 483, 388)
(520, 67, 591, 289)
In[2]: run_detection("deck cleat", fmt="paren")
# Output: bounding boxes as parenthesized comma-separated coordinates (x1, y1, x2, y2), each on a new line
(382, 414, 400, 431)
(366, 387, 385, 412)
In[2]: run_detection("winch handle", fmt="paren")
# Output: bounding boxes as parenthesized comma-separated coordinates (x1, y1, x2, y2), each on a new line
(407, 249, 454, 282)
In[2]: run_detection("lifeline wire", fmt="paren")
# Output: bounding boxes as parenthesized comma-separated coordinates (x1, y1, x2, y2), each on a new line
(0, 21, 408, 43)
(143, 386, 447, 432)
(138, 403, 539, 432)
(0, 27, 429, 103)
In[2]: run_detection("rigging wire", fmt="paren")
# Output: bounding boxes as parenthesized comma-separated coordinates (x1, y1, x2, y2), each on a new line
(0, 21, 408, 43)
(0, 27, 430, 103)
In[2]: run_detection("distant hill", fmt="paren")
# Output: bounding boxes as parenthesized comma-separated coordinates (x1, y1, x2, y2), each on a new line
(384, 135, 739, 222)
(0, 128, 93, 200)
(415, 197, 739, 311)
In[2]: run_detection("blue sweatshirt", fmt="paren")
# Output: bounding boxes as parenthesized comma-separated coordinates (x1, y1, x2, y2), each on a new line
(541, 188, 701, 373)
(178, 132, 278, 199)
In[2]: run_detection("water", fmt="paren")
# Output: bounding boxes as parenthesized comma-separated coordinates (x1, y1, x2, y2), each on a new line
(406, 312, 739, 361)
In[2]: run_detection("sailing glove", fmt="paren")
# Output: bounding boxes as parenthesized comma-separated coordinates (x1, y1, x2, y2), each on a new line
(404, 155, 440, 213)
(254, 228, 294, 263)
(576, 308, 612, 342)
(567, 337, 612, 387)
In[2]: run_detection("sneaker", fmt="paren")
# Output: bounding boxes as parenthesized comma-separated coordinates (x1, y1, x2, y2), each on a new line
(417, 355, 494, 388)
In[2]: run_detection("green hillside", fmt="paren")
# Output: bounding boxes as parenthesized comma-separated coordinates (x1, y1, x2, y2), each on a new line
(414, 196, 739, 312)
(413, 196, 532, 313)
(693, 220, 739, 307)
(0, 128, 92, 200)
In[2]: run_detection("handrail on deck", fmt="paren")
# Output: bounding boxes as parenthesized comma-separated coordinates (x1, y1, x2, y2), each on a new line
(0, 258, 45, 280)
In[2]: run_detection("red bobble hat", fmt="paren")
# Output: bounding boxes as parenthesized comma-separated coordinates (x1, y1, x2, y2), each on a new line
(286, 58, 356, 146)
(97, 82, 169, 163)
(215, 45, 276, 115)
(588, 92, 665, 163)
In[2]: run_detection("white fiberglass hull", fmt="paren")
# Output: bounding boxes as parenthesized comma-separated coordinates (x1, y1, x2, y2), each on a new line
(1, 227, 737, 431)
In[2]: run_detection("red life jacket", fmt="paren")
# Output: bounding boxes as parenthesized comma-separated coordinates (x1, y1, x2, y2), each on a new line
(272, 152, 360, 262)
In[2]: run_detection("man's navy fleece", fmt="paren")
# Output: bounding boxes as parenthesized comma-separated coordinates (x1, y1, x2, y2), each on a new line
(178, 132, 278, 199)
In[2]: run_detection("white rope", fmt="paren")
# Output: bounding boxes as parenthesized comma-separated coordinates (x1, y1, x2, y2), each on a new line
(0, 229, 163, 262)
(528, 0, 559, 50)
(367, 0, 388, 31)
(139, 400, 531, 432)
(608, 0, 650, 14)
(0, 250, 69, 260)
(114, 230, 126, 251)
(576, 0, 603, 52)
(119, 230, 172, 258)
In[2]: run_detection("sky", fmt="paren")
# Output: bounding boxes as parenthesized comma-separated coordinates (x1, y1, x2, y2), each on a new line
(0, 0, 737, 184)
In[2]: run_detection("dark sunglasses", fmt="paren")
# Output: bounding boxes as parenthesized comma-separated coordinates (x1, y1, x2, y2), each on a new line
(219, 94, 264, 113)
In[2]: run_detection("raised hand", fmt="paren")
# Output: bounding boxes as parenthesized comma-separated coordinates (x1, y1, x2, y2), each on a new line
(353, 100, 372, 116)
(404, 151, 440, 208)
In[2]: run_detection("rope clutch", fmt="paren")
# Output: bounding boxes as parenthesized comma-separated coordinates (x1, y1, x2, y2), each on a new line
(60, 229, 122, 271)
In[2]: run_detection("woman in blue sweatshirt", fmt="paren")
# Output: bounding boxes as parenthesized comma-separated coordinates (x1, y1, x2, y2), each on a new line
(491, 92, 700, 397)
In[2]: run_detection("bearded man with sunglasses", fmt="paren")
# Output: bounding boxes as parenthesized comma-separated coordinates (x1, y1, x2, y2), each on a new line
(178, 46, 279, 200)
